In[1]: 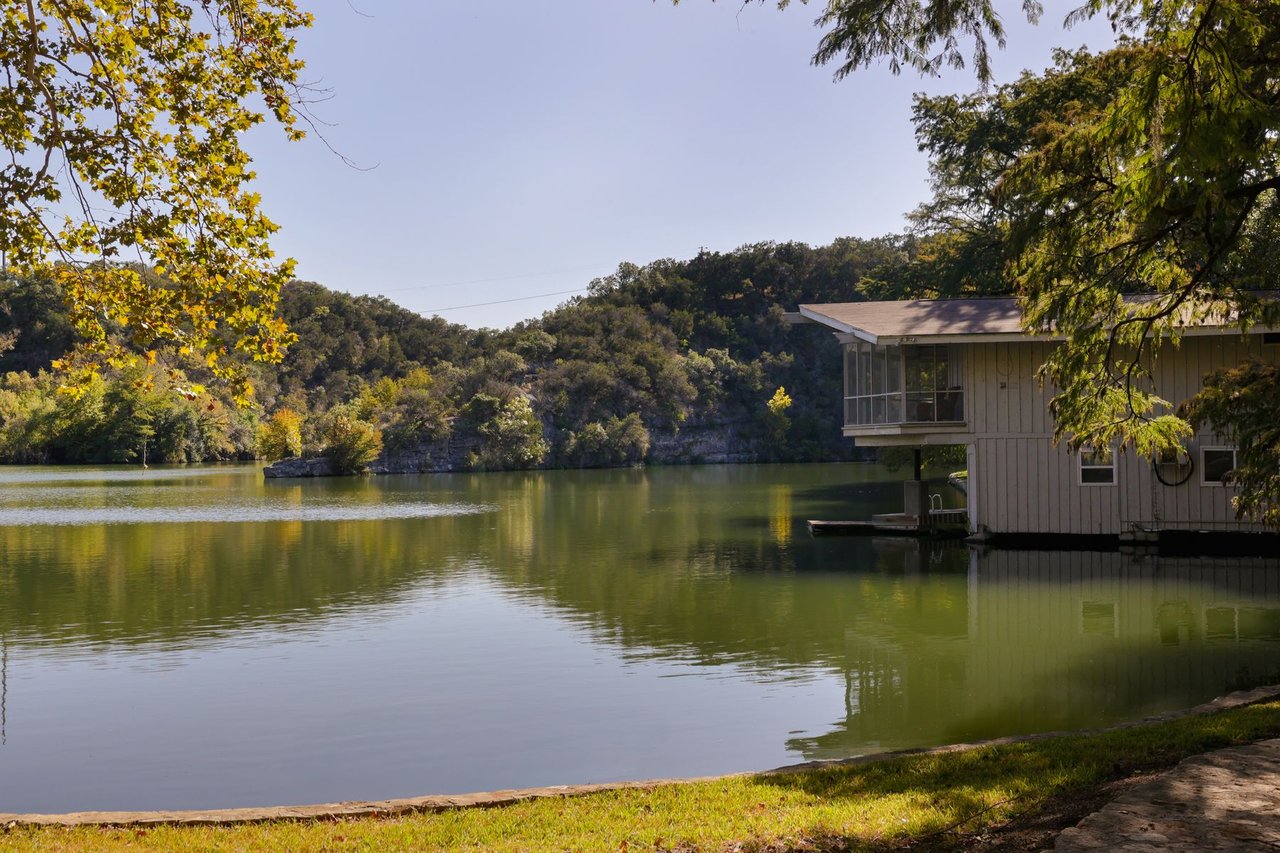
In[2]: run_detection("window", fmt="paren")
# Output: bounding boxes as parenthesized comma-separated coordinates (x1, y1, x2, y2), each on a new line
(1263, 331, 1280, 345)
(842, 342, 964, 427)
(1201, 447, 1237, 486)
(844, 342, 904, 425)
(1079, 446, 1115, 485)
(904, 345, 965, 423)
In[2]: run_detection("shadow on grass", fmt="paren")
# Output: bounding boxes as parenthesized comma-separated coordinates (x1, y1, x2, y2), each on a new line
(745, 701, 1280, 851)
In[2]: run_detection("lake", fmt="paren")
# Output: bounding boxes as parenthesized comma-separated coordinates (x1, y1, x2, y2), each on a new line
(0, 463, 1277, 812)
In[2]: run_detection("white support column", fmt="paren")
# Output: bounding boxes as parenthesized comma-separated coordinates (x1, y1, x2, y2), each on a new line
(967, 442, 979, 532)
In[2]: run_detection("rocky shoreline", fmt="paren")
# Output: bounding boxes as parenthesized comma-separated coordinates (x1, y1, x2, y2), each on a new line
(262, 457, 336, 477)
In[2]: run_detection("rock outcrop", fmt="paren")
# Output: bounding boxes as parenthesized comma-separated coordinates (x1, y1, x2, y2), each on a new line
(370, 436, 479, 475)
(262, 456, 335, 478)
(646, 423, 757, 465)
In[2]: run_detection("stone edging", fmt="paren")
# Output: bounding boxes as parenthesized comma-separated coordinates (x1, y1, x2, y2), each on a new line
(5, 683, 1279, 828)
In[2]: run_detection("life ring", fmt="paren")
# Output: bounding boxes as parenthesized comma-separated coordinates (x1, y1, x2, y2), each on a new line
(1152, 451, 1195, 487)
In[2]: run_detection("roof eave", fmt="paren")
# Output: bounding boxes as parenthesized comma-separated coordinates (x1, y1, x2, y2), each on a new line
(797, 302, 1280, 343)
(798, 305, 880, 344)
(874, 332, 1060, 345)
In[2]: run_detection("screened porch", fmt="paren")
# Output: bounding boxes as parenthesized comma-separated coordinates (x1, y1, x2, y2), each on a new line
(843, 342, 966, 428)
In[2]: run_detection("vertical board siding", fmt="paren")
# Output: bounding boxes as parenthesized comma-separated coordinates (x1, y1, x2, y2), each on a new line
(967, 335, 1278, 535)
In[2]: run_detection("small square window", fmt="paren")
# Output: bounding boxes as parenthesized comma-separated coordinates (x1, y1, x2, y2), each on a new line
(1079, 446, 1115, 485)
(1263, 331, 1280, 345)
(1202, 447, 1237, 485)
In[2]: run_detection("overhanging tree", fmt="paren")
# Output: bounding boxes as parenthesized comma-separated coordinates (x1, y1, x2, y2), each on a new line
(1, 0, 312, 401)
(712, 0, 1280, 524)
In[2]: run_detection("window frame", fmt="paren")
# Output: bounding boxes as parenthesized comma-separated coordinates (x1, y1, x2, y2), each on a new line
(1078, 445, 1117, 487)
(842, 342, 965, 427)
(1200, 446, 1238, 487)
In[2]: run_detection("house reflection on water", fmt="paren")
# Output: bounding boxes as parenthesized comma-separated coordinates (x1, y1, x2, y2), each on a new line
(790, 545, 1280, 760)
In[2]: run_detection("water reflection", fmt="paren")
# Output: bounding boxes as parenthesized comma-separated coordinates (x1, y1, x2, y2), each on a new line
(0, 464, 1276, 810)
(1, 633, 7, 745)
(788, 548, 1280, 759)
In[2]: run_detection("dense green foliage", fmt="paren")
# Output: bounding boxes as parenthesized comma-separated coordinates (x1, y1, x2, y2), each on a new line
(462, 394, 548, 471)
(395, 236, 922, 467)
(561, 413, 650, 468)
(267, 282, 489, 411)
(0, 236, 926, 469)
(516, 238, 919, 465)
(1183, 360, 1280, 528)
(352, 235, 925, 468)
(321, 409, 383, 474)
(0, 366, 253, 464)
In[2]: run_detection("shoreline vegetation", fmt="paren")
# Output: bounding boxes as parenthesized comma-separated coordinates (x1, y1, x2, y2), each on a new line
(0, 240, 968, 476)
(4, 688, 1279, 852)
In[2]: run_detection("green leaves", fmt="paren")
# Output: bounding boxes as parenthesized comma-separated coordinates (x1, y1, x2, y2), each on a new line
(2, 0, 310, 404)
(1001, 6, 1280, 475)
(812, 0, 1042, 84)
(1183, 360, 1280, 525)
(467, 394, 548, 471)
(322, 408, 383, 474)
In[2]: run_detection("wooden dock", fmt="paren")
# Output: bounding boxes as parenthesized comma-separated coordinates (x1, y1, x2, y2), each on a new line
(808, 509, 969, 538)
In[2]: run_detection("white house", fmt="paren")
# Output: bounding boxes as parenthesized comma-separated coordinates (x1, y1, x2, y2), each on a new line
(795, 297, 1280, 543)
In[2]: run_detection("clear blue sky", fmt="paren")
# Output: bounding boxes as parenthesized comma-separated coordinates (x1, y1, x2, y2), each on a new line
(244, 1, 1115, 329)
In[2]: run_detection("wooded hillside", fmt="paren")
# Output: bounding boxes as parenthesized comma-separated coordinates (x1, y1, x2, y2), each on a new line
(0, 235, 941, 470)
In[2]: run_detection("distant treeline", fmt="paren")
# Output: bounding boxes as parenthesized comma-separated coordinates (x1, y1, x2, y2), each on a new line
(0, 233, 988, 470)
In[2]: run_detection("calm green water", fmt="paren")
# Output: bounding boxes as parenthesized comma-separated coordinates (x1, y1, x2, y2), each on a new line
(0, 463, 1277, 812)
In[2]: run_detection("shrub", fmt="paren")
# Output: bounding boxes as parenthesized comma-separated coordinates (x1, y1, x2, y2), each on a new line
(257, 408, 305, 460)
(383, 387, 453, 450)
(323, 412, 383, 474)
(762, 386, 792, 443)
(468, 395, 547, 471)
(561, 413, 650, 468)
(607, 412, 650, 464)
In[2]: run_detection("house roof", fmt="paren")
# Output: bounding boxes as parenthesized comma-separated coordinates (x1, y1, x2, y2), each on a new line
(797, 298, 1026, 343)
(796, 296, 1277, 344)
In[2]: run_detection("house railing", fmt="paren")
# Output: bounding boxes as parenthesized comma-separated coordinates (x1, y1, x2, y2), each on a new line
(843, 390, 965, 426)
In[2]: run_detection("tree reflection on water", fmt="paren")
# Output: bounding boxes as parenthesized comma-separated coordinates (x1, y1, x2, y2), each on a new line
(0, 463, 1276, 782)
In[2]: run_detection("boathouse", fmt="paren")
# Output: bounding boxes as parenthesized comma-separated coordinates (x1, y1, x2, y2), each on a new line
(794, 297, 1280, 542)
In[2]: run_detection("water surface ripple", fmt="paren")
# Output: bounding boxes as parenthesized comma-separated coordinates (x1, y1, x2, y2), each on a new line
(0, 501, 496, 526)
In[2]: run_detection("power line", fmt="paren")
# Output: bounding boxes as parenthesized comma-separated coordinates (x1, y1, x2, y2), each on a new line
(373, 244, 705, 295)
(375, 262, 617, 294)
(422, 287, 590, 313)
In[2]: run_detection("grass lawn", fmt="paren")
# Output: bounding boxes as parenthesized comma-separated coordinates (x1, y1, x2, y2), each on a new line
(5, 700, 1280, 852)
